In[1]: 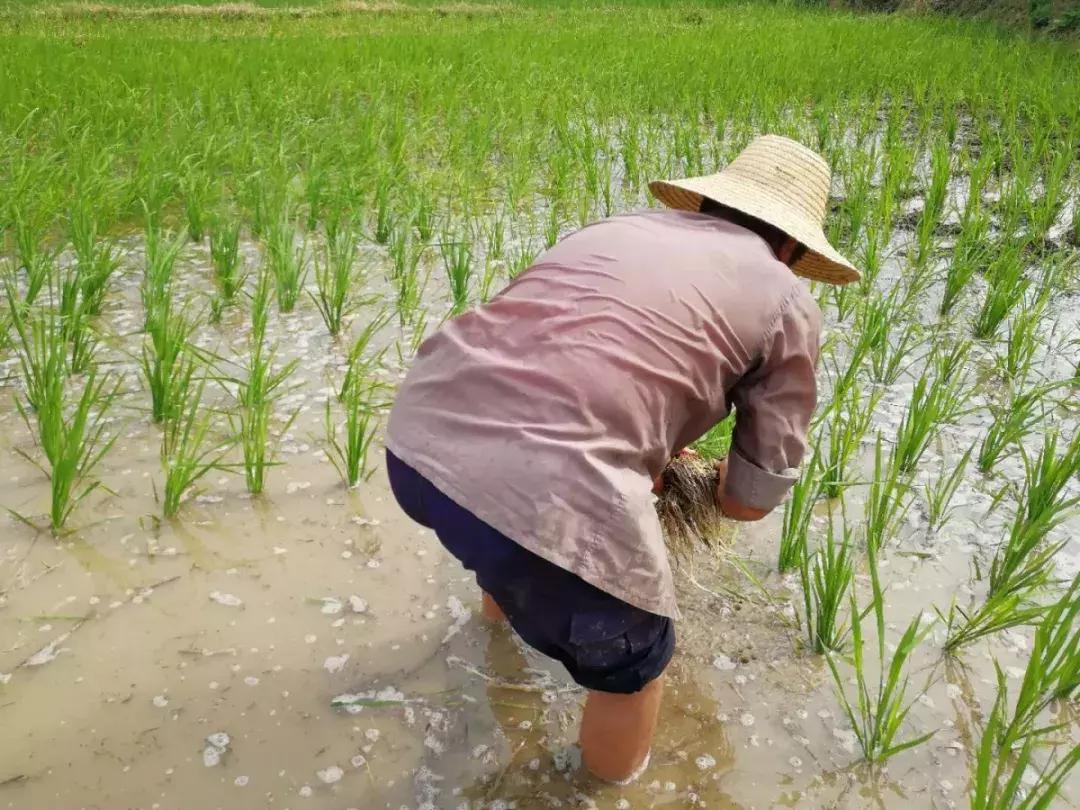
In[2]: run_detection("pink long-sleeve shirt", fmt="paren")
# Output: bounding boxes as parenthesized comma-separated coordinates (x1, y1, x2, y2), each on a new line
(387, 209, 822, 619)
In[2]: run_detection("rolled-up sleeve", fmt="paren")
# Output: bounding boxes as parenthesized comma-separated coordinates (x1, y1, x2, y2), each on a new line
(725, 284, 822, 511)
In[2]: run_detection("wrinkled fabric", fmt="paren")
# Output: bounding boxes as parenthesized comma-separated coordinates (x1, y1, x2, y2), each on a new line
(387, 209, 822, 618)
(387, 450, 675, 693)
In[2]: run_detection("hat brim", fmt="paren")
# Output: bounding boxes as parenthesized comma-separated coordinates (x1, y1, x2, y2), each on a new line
(648, 178, 861, 286)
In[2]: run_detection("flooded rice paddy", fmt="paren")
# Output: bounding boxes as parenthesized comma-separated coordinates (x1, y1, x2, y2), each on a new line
(1, 208, 1077, 810)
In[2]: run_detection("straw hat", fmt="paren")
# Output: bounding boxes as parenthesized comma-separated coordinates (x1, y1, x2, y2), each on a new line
(649, 134, 860, 285)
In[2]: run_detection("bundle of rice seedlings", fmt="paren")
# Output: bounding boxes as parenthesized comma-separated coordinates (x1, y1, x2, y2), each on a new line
(656, 454, 733, 560)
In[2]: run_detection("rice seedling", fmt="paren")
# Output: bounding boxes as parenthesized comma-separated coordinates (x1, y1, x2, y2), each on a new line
(869, 316, 920, 388)
(141, 225, 185, 332)
(266, 215, 308, 314)
(972, 678, 1080, 810)
(864, 433, 914, 552)
(310, 222, 361, 337)
(826, 544, 936, 764)
(913, 138, 951, 268)
(973, 242, 1030, 342)
(779, 451, 822, 573)
(325, 372, 384, 488)
(209, 220, 244, 307)
(820, 383, 881, 499)
(180, 165, 213, 243)
(141, 298, 199, 425)
(160, 374, 231, 517)
(940, 221, 989, 318)
(924, 445, 972, 533)
(394, 245, 428, 327)
(339, 309, 391, 401)
(12, 214, 52, 306)
(508, 240, 537, 281)
(231, 339, 300, 496)
(799, 511, 855, 654)
(373, 175, 394, 246)
(976, 385, 1053, 475)
(13, 361, 121, 532)
(970, 613, 1080, 810)
(440, 229, 473, 315)
(6, 285, 67, 414)
(893, 342, 970, 475)
(940, 560, 1047, 654)
(69, 207, 121, 317)
(413, 193, 436, 244)
(987, 432, 1079, 600)
(997, 296, 1046, 383)
(655, 453, 731, 558)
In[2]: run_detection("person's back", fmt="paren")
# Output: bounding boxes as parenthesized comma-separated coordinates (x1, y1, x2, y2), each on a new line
(385, 134, 857, 784)
(388, 208, 821, 619)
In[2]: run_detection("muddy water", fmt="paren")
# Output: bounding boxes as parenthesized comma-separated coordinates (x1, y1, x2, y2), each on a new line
(1, 231, 1078, 810)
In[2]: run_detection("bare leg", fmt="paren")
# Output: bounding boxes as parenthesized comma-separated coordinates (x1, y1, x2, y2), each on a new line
(481, 590, 507, 623)
(579, 674, 664, 782)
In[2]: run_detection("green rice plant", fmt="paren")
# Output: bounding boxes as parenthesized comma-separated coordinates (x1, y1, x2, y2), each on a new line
(325, 373, 385, 488)
(394, 241, 428, 327)
(181, 164, 213, 242)
(310, 223, 361, 337)
(478, 257, 502, 304)
(413, 193, 436, 243)
(970, 697, 1080, 810)
(799, 510, 855, 654)
(440, 230, 473, 315)
(249, 265, 273, 347)
(13, 362, 121, 532)
(987, 432, 1079, 600)
(997, 297, 1046, 383)
(974, 243, 1030, 341)
(976, 385, 1052, 474)
(141, 299, 199, 424)
(209, 220, 245, 306)
(869, 316, 920, 387)
(779, 450, 822, 574)
(1027, 138, 1073, 243)
(893, 342, 970, 475)
(485, 214, 506, 261)
(508, 240, 537, 280)
(543, 204, 562, 249)
(864, 433, 914, 552)
(940, 220, 989, 318)
(231, 339, 299, 495)
(826, 543, 936, 764)
(924, 444, 972, 533)
(820, 383, 881, 499)
(266, 216, 308, 314)
(913, 138, 951, 268)
(1038, 573, 1080, 704)
(141, 226, 185, 332)
(6, 285, 67, 413)
(339, 309, 391, 401)
(970, 648, 1080, 810)
(13, 214, 52, 306)
(940, 568, 1047, 654)
(70, 207, 121, 316)
(373, 176, 394, 246)
(161, 374, 230, 517)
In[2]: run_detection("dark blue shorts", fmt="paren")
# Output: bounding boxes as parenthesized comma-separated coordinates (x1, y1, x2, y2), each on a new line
(386, 450, 675, 694)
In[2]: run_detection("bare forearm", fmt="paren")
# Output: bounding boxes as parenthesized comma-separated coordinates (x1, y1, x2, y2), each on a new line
(713, 458, 771, 522)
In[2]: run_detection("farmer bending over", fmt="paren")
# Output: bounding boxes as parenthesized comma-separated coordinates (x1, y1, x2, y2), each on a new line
(386, 135, 859, 783)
